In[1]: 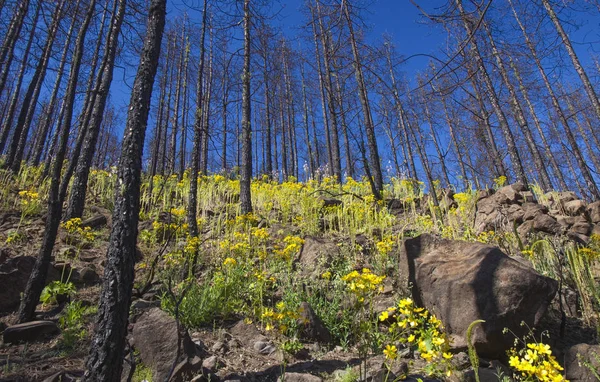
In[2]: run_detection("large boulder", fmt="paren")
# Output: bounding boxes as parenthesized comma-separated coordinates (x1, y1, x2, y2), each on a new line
(398, 234, 558, 358)
(132, 308, 197, 382)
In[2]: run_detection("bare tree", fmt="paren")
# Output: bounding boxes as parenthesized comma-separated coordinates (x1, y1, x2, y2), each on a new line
(83, 0, 166, 379)
(17, 0, 97, 324)
(240, 0, 252, 214)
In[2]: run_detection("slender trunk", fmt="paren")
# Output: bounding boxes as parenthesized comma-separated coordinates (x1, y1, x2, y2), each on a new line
(240, 0, 252, 214)
(200, 28, 214, 175)
(433, 80, 469, 189)
(342, 0, 382, 192)
(509, 0, 598, 198)
(300, 62, 315, 178)
(420, 86, 451, 187)
(407, 109, 439, 206)
(385, 45, 417, 180)
(163, 34, 175, 173)
(262, 51, 273, 176)
(508, 55, 568, 191)
(0, 1, 41, 155)
(456, 0, 527, 185)
(310, 6, 333, 177)
(84, 1, 165, 379)
(0, 0, 30, 98)
(315, 1, 341, 181)
(221, 67, 229, 172)
(171, 26, 185, 175)
(147, 64, 167, 201)
(65, 0, 126, 219)
(542, 0, 600, 121)
(30, 0, 80, 166)
(565, 93, 600, 175)
(17, 0, 96, 324)
(187, 0, 208, 236)
(382, 106, 401, 178)
(312, 118, 320, 172)
(483, 21, 551, 190)
(179, 35, 190, 179)
(332, 57, 353, 179)
(550, 116, 587, 197)
(8, 0, 64, 173)
(463, 53, 507, 178)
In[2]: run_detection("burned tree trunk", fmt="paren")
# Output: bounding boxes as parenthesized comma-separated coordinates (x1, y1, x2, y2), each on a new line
(83, 0, 165, 380)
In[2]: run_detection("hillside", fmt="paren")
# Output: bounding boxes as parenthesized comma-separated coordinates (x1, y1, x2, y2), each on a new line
(1, 170, 599, 381)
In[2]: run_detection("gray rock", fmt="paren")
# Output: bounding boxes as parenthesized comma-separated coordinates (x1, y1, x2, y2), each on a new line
(398, 234, 557, 358)
(521, 191, 535, 203)
(496, 185, 523, 204)
(277, 373, 323, 382)
(3, 321, 60, 344)
(132, 308, 197, 382)
(565, 343, 600, 381)
(570, 221, 592, 236)
(81, 214, 108, 230)
(522, 203, 548, 221)
(297, 302, 332, 343)
(169, 356, 211, 382)
(548, 191, 578, 207)
(202, 355, 218, 371)
(253, 340, 276, 355)
(533, 214, 562, 234)
(131, 299, 161, 310)
(587, 201, 600, 224)
(79, 266, 99, 284)
(0, 256, 61, 312)
(564, 200, 588, 217)
(295, 236, 339, 278)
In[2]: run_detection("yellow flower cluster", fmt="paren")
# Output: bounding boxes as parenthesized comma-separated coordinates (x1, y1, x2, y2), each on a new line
(341, 268, 385, 303)
(18, 190, 39, 201)
(476, 230, 499, 244)
(18, 190, 41, 216)
(170, 207, 186, 218)
(152, 220, 188, 240)
(184, 236, 201, 255)
(61, 218, 96, 243)
(508, 343, 565, 382)
(261, 301, 302, 335)
(235, 213, 257, 226)
(275, 235, 304, 261)
(382, 298, 452, 367)
(578, 247, 600, 262)
(252, 227, 270, 241)
(164, 250, 186, 267)
(494, 175, 507, 189)
(223, 257, 237, 267)
(383, 344, 398, 360)
(453, 192, 473, 214)
(376, 236, 395, 256)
